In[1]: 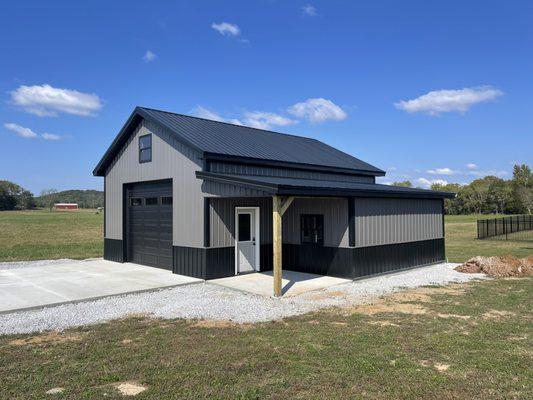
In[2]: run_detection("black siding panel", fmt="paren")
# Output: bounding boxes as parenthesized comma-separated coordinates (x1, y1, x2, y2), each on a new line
(348, 197, 355, 247)
(205, 247, 234, 279)
(353, 238, 445, 278)
(283, 244, 354, 278)
(104, 238, 124, 262)
(172, 239, 445, 281)
(173, 246, 206, 279)
(260, 243, 273, 271)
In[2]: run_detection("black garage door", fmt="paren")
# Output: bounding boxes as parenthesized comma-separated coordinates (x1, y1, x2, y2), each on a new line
(126, 181, 173, 270)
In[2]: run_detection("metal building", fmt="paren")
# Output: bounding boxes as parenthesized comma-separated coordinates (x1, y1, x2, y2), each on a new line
(93, 107, 454, 295)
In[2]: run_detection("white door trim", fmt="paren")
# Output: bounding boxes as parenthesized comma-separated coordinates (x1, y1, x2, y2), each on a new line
(234, 206, 260, 274)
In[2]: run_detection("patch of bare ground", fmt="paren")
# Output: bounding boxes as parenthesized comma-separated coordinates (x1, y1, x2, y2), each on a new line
(349, 302, 428, 316)
(114, 381, 147, 396)
(419, 360, 451, 372)
(508, 334, 527, 341)
(45, 387, 64, 395)
(9, 331, 85, 346)
(343, 283, 468, 317)
(456, 255, 533, 277)
(368, 320, 400, 327)
(482, 309, 517, 320)
(188, 319, 252, 329)
(437, 313, 471, 320)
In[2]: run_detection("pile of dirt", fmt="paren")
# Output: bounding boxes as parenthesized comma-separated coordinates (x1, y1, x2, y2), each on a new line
(455, 255, 533, 277)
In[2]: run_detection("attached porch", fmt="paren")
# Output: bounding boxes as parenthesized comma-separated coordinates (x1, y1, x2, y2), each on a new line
(195, 171, 451, 297)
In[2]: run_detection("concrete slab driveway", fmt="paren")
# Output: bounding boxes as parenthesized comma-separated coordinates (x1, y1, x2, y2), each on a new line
(0, 259, 202, 313)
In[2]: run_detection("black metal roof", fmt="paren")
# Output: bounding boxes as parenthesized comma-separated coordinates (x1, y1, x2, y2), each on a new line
(196, 171, 456, 199)
(93, 106, 385, 176)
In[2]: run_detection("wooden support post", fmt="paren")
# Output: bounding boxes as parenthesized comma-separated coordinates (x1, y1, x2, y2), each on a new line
(272, 195, 282, 297)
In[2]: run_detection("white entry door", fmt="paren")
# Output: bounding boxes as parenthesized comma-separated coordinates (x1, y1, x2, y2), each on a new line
(235, 207, 260, 274)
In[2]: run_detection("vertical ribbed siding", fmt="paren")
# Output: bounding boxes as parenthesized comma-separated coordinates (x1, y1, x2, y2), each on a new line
(104, 238, 124, 262)
(282, 198, 350, 247)
(209, 161, 375, 184)
(201, 180, 271, 197)
(352, 239, 445, 278)
(173, 246, 206, 279)
(209, 197, 272, 248)
(105, 119, 205, 247)
(354, 197, 443, 247)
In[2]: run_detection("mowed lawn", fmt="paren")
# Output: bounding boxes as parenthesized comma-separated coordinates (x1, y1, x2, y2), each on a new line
(1, 277, 531, 399)
(0, 209, 103, 262)
(445, 215, 533, 262)
(0, 211, 532, 398)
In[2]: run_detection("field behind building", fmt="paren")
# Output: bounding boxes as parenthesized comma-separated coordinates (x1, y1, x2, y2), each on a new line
(0, 209, 103, 262)
(0, 210, 531, 263)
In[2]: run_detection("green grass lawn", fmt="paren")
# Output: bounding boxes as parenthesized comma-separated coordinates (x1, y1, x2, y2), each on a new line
(445, 215, 533, 262)
(0, 211, 532, 398)
(0, 209, 103, 262)
(1, 277, 531, 399)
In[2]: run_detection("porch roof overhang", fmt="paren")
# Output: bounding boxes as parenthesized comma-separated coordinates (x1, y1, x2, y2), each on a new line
(196, 171, 456, 199)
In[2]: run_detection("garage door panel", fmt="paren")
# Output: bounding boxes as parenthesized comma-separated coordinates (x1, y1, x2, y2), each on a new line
(126, 181, 173, 270)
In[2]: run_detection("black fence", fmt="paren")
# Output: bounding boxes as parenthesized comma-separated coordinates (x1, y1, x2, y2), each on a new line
(477, 215, 533, 240)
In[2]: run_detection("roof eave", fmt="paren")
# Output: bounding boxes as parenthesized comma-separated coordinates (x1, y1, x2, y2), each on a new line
(196, 171, 456, 199)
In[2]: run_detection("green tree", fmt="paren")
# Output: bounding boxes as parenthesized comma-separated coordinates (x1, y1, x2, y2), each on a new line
(512, 164, 532, 187)
(511, 164, 533, 213)
(392, 180, 412, 187)
(0, 181, 35, 210)
(431, 182, 462, 214)
(40, 188, 58, 212)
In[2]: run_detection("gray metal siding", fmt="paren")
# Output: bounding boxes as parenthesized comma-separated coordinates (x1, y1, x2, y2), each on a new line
(209, 161, 375, 184)
(209, 197, 349, 249)
(105, 119, 204, 247)
(283, 198, 350, 247)
(202, 180, 271, 197)
(354, 197, 443, 247)
(209, 197, 272, 248)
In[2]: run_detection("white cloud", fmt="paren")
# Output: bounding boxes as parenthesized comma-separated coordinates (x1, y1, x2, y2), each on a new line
(469, 170, 508, 178)
(191, 106, 242, 125)
(211, 22, 240, 36)
(10, 84, 103, 117)
(416, 178, 448, 189)
(41, 133, 61, 141)
(466, 163, 478, 170)
(4, 122, 38, 138)
(288, 98, 347, 123)
(387, 166, 397, 171)
(302, 4, 317, 16)
(427, 167, 457, 175)
(394, 86, 503, 115)
(243, 111, 297, 130)
(142, 50, 157, 62)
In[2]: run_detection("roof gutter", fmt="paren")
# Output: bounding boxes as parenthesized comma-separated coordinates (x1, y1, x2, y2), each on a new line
(196, 171, 456, 199)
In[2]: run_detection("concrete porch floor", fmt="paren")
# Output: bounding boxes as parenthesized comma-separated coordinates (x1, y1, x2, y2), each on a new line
(210, 270, 351, 297)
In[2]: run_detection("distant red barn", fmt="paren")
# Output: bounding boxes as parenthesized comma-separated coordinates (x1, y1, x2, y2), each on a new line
(54, 203, 79, 210)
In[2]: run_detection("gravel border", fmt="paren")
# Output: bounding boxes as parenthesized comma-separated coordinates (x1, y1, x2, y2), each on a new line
(0, 258, 77, 271)
(0, 263, 484, 335)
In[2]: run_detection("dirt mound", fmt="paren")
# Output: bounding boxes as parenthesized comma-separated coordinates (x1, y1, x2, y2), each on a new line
(455, 255, 533, 277)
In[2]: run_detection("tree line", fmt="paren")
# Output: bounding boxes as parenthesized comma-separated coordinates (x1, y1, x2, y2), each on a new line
(393, 164, 533, 215)
(0, 181, 103, 211)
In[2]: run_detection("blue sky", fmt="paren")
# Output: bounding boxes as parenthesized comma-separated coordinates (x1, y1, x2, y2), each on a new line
(1, 0, 531, 194)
